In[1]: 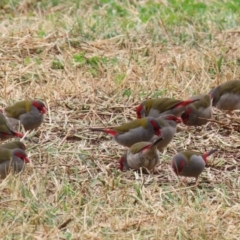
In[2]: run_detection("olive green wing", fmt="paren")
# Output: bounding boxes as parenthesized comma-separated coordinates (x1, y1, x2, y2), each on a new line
(151, 98, 182, 112)
(182, 151, 200, 164)
(0, 148, 11, 163)
(191, 95, 211, 109)
(5, 101, 30, 119)
(0, 141, 25, 150)
(220, 80, 240, 95)
(0, 114, 13, 135)
(210, 80, 240, 105)
(130, 142, 151, 154)
(113, 118, 147, 134)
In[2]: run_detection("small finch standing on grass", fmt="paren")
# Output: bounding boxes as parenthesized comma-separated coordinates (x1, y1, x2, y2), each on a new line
(171, 149, 218, 186)
(4, 100, 47, 131)
(0, 113, 24, 141)
(136, 98, 199, 118)
(0, 148, 30, 179)
(209, 80, 240, 113)
(181, 94, 212, 126)
(119, 137, 163, 172)
(90, 117, 161, 147)
(150, 114, 181, 150)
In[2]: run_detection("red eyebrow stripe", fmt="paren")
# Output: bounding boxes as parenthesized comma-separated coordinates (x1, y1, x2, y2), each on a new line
(136, 105, 143, 118)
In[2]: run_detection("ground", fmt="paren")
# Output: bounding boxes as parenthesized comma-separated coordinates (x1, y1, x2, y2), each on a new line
(0, 0, 240, 239)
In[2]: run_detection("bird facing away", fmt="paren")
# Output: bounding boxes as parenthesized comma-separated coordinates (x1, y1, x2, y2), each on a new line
(171, 149, 217, 185)
(151, 114, 181, 150)
(136, 97, 199, 119)
(90, 117, 161, 147)
(0, 148, 30, 179)
(4, 100, 47, 131)
(119, 137, 163, 172)
(0, 141, 26, 150)
(209, 80, 240, 113)
(0, 113, 24, 141)
(181, 94, 212, 126)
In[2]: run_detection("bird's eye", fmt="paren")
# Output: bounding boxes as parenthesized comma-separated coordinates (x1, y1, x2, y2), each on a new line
(150, 120, 158, 130)
(33, 101, 47, 113)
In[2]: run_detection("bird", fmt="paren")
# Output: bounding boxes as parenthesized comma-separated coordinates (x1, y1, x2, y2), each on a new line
(171, 149, 217, 185)
(0, 141, 26, 150)
(0, 113, 24, 141)
(151, 114, 181, 150)
(209, 80, 240, 113)
(4, 100, 47, 131)
(90, 117, 161, 147)
(119, 137, 163, 172)
(136, 97, 199, 119)
(181, 94, 212, 126)
(0, 148, 30, 179)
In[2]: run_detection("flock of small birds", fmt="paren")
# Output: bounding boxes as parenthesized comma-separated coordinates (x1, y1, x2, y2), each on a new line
(0, 100, 46, 179)
(0, 80, 239, 185)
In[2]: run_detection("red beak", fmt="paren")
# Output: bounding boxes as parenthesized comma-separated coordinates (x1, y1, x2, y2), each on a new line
(41, 107, 47, 114)
(24, 157, 30, 163)
(176, 117, 182, 123)
(15, 132, 24, 138)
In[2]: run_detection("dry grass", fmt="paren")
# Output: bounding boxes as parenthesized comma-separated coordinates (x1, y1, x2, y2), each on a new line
(0, 0, 240, 239)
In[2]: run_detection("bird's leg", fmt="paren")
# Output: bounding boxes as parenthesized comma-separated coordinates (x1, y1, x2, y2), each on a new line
(150, 168, 155, 174)
(194, 177, 199, 187)
(182, 177, 187, 183)
(151, 166, 160, 174)
(178, 177, 187, 186)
